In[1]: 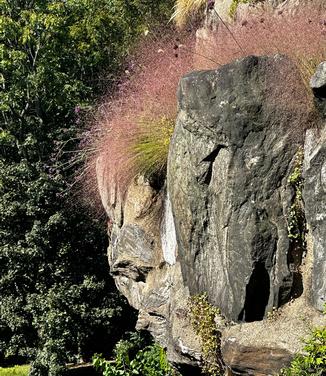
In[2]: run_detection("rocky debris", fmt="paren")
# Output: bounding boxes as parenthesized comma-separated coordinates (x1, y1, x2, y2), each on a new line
(303, 126, 326, 312)
(168, 55, 314, 322)
(222, 342, 293, 376)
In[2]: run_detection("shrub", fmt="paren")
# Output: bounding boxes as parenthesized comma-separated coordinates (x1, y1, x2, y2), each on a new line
(92, 331, 176, 376)
(280, 327, 326, 376)
(189, 293, 224, 375)
(85, 31, 195, 200)
(287, 147, 305, 241)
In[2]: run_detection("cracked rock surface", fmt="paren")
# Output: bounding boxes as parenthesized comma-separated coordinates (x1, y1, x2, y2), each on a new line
(168, 55, 313, 322)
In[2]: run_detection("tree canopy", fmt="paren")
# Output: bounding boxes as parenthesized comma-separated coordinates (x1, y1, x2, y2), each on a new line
(0, 0, 173, 374)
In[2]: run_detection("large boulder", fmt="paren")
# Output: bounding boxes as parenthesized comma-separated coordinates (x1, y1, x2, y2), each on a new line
(168, 55, 314, 322)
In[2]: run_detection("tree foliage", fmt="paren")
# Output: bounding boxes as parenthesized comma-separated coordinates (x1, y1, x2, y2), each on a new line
(0, 0, 173, 374)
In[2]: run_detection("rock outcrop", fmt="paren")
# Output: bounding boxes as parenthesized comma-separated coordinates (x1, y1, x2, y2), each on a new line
(168, 55, 313, 322)
(97, 56, 325, 375)
(96, 167, 202, 371)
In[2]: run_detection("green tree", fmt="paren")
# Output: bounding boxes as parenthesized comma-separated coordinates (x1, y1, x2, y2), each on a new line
(0, 0, 173, 374)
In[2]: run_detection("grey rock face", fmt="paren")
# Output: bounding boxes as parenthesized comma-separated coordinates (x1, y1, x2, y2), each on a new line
(310, 61, 326, 99)
(168, 55, 313, 322)
(303, 127, 326, 311)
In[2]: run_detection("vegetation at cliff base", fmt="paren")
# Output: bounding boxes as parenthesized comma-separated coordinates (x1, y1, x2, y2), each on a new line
(93, 332, 177, 376)
(0, 366, 29, 376)
(189, 293, 224, 376)
(280, 326, 326, 376)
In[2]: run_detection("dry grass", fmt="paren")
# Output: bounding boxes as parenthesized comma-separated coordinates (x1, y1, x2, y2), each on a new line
(130, 116, 175, 178)
(171, 0, 207, 28)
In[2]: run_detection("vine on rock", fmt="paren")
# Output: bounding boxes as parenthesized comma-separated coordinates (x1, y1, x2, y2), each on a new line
(189, 293, 224, 376)
(287, 147, 305, 241)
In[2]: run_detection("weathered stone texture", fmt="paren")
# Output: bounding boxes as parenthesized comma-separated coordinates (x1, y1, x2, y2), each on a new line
(168, 55, 313, 322)
(96, 169, 201, 369)
(97, 55, 326, 375)
(303, 127, 326, 311)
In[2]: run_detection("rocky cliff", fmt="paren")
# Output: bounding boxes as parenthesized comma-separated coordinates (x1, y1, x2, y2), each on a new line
(97, 55, 326, 375)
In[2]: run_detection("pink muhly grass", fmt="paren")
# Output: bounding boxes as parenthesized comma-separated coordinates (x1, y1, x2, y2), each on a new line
(83, 32, 196, 208)
(196, 5, 326, 83)
(81, 5, 324, 212)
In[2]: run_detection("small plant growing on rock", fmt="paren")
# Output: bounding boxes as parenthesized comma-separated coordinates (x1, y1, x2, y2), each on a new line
(266, 306, 281, 321)
(189, 293, 224, 375)
(287, 147, 305, 242)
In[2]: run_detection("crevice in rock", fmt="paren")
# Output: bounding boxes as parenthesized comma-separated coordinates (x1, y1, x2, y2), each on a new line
(279, 149, 307, 306)
(147, 171, 165, 192)
(238, 262, 270, 322)
(198, 145, 226, 185)
(148, 311, 166, 319)
(174, 363, 202, 376)
(111, 261, 152, 282)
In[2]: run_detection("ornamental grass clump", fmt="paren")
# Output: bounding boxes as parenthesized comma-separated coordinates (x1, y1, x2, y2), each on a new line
(196, 5, 326, 86)
(84, 32, 195, 201)
(131, 116, 175, 178)
(171, 0, 207, 27)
